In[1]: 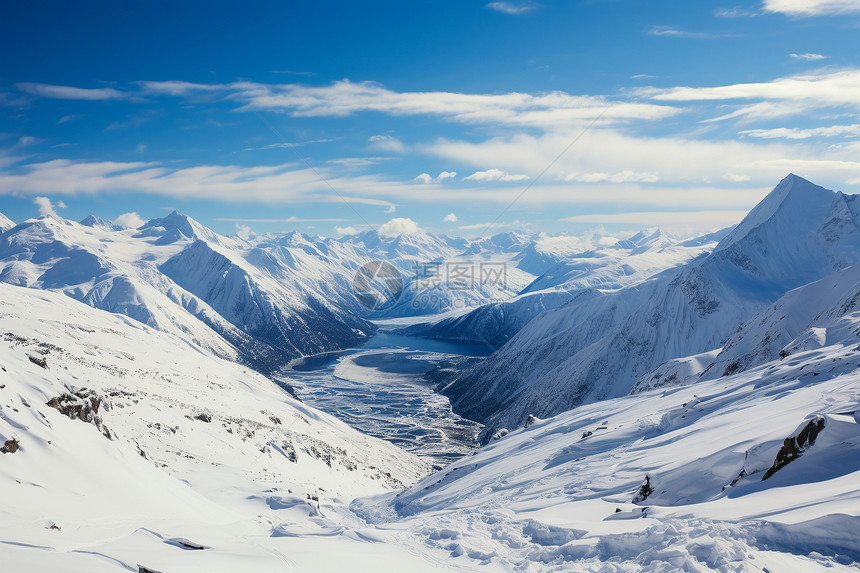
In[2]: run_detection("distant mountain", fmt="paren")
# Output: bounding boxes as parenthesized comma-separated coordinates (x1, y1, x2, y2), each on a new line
(79, 214, 123, 232)
(438, 175, 860, 441)
(400, 227, 722, 347)
(0, 213, 373, 370)
(0, 211, 15, 232)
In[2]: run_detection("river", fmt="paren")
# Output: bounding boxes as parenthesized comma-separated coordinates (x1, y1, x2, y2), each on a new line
(276, 333, 492, 467)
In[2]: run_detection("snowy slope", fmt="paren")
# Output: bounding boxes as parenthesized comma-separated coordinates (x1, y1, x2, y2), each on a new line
(441, 175, 860, 441)
(0, 212, 13, 233)
(354, 310, 860, 571)
(636, 260, 860, 393)
(4, 254, 859, 571)
(0, 283, 434, 572)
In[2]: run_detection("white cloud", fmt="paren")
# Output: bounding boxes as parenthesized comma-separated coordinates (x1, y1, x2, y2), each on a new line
(334, 225, 359, 236)
(790, 52, 828, 60)
(646, 26, 727, 38)
(465, 168, 529, 182)
(138, 79, 678, 129)
(384, 204, 396, 213)
(16, 83, 126, 100)
(715, 6, 762, 16)
(763, 0, 860, 15)
(215, 216, 348, 223)
(565, 170, 659, 183)
(458, 221, 512, 230)
(377, 217, 420, 236)
(561, 210, 748, 226)
(16, 136, 42, 147)
(424, 128, 860, 201)
(486, 2, 536, 14)
(137, 80, 225, 97)
(368, 134, 406, 153)
(33, 196, 61, 217)
(234, 224, 253, 239)
(740, 124, 860, 139)
(443, 213, 458, 223)
(114, 212, 145, 228)
(649, 70, 860, 122)
(415, 171, 456, 184)
(0, 159, 404, 210)
(723, 173, 752, 182)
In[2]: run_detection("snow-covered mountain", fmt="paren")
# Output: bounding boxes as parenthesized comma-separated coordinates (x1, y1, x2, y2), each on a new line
(399, 227, 724, 347)
(0, 213, 375, 370)
(438, 175, 860, 441)
(0, 283, 437, 571)
(636, 258, 860, 393)
(356, 291, 860, 569)
(0, 211, 14, 232)
(2, 174, 860, 571)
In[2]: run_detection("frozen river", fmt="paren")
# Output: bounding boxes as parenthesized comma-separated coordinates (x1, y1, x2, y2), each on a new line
(277, 333, 492, 467)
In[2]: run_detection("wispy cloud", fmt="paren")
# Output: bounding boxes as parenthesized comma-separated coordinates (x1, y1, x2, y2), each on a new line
(215, 216, 348, 223)
(647, 26, 730, 38)
(762, 0, 860, 16)
(648, 69, 860, 121)
(561, 210, 748, 226)
(459, 221, 513, 230)
(16, 83, 126, 100)
(565, 170, 659, 183)
(138, 79, 679, 129)
(715, 6, 762, 17)
(486, 2, 537, 15)
(740, 123, 860, 138)
(244, 138, 339, 151)
(790, 52, 829, 60)
(57, 114, 83, 125)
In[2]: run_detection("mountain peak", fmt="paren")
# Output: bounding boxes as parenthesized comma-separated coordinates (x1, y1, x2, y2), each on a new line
(715, 174, 834, 253)
(0, 212, 14, 233)
(80, 214, 121, 231)
(138, 211, 221, 245)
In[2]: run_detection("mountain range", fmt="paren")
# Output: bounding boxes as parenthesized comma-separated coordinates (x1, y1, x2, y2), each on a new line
(1, 174, 859, 571)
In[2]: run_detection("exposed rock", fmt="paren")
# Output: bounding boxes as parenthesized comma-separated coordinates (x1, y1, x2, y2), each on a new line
(762, 415, 826, 480)
(27, 355, 48, 369)
(632, 475, 654, 503)
(194, 412, 212, 423)
(1, 438, 19, 454)
(46, 391, 111, 439)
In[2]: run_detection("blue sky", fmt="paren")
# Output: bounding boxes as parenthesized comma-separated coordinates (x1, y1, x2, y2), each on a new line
(2, 0, 860, 237)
